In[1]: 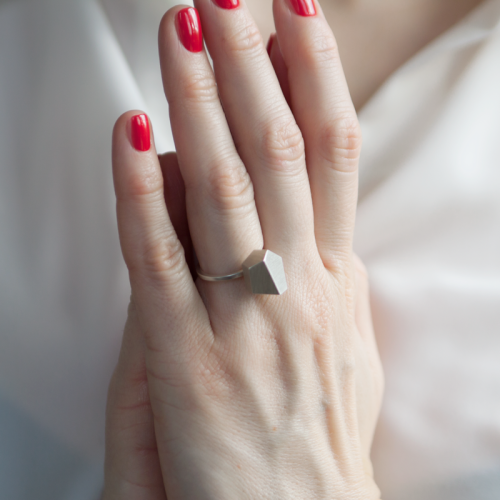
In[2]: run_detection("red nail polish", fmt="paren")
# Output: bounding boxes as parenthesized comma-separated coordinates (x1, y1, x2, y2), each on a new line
(289, 0, 316, 16)
(130, 114, 150, 152)
(266, 34, 274, 57)
(212, 0, 239, 9)
(176, 8, 203, 53)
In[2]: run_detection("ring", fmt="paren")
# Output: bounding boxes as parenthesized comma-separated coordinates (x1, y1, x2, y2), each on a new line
(196, 268, 243, 282)
(196, 249, 287, 295)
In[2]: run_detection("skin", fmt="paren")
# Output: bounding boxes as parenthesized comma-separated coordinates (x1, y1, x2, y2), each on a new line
(102, 0, 483, 498)
(249, 0, 485, 109)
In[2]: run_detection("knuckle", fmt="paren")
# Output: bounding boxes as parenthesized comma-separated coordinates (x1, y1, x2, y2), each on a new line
(224, 22, 262, 56)
(181, 69, 219, 104)
(323, 253, 350, 282)
(259, 117, 305, 173)
(205, 162, 255, 213)
(309, 33, 339, 66)
(339, 350, 357, 380)
(318, 115, 362, 173)
(119, 159, 165, 200)
(138, 231, 186, 281)
(124, 183, 165, 208)
(296, 32, 339, 69)
(321, 250, 352, 280)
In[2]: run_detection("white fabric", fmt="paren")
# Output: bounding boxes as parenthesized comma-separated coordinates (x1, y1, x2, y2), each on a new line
(356, 1, 500, 496)
(0, 0, 499, 498)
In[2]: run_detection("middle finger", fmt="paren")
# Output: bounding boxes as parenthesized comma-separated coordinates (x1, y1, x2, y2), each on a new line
(194, 0, 316, 255)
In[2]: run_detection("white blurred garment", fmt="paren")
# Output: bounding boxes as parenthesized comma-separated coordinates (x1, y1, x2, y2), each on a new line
(356, 1, 500, 496)
(0, 0, 499, 498)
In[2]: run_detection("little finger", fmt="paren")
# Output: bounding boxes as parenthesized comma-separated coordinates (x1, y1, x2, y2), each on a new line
(273, 0, 362, 269)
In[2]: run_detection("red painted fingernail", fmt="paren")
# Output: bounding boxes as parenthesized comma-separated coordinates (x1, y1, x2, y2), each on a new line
(289, 0, 316, 16)
(213, 0, 239, 9)
(266, 34, 274, 57)
(130, 114, 150, 152)
(176, 8, 203, 53)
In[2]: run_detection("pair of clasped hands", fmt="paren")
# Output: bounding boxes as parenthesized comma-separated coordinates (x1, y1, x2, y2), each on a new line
(103, 0, 384, 497)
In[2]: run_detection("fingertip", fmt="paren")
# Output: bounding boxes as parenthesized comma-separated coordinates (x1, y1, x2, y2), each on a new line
(159, 5, 204, 56)
(112, 110, 163, 203)
(130, 114, 151, 152)
(113, 110, 154, 153)
(158, 5, 180, 41)
(287, 0, 316, 17)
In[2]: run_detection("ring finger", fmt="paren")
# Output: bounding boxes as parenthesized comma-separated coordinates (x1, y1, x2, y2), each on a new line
(159, 6, 263, 277)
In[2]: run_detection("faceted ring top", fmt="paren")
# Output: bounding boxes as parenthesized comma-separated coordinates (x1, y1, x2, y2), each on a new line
(196, 250, 287, 295)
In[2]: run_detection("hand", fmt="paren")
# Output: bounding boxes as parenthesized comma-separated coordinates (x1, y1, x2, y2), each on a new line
(103, 0, 383, 497)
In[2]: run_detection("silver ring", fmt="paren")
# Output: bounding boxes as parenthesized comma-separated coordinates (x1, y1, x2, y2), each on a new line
(195, 266, 243, 282)
(196, 249, 287, 295)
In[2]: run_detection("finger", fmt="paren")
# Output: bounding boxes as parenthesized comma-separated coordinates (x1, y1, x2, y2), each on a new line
(103, 302, 166, 500)
(267, 33, 291, 107)
(112, 111, 207, 352)
(273, 0, 362, 268)
(194, 0, 316, 255)
(159, 7, 263, 278)
(158, 152, 196, 280)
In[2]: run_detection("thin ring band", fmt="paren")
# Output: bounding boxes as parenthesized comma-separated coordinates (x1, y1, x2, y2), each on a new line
(196, 265, 243, 282)
(195, 250, 288, 295)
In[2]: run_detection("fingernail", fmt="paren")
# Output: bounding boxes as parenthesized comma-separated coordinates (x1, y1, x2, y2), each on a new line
(289, 0, 316, 16)
(176, 8, 203, 53)
(213, 0, 239, 9)
(266, 34, 274, 57)
(130, 114, 150, 152)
